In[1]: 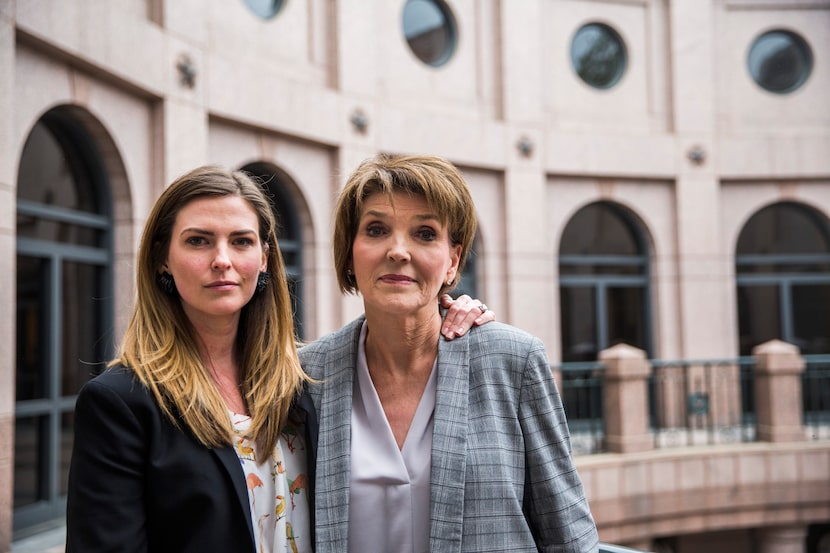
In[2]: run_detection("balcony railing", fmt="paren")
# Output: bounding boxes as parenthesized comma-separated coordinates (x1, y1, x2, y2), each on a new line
(804, 354, 830, 440)
(555, 341, 830, 455)
(648, 357, 756, 448)
(559, 361, 606, 455)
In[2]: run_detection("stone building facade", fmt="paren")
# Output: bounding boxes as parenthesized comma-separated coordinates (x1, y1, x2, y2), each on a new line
(1, 1, 829, 552)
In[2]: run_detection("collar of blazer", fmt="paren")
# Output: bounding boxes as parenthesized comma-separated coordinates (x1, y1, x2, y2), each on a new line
(313, 316, 474, 552)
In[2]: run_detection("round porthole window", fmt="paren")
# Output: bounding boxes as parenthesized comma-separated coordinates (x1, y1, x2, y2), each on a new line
(570, 22, 627, 90)
(242, 0, 285, 20)
(402, 0, 458, 67)
(748, 29, 813, 94)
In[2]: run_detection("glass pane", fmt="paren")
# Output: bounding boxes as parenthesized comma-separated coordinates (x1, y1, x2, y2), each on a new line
(560, 286, 597, 362)
(606, 286, 648, 353)
(17, 120, 104, 247)
(737, 285, 781, 355)
(451, 240, 478, 300)
(17, 121, 99, 214)
(279, 240, 300, 268)
(402, 0, 457, 67)
(748, 30, 813, 94)
(16, 255, 50, 401)
(242, 0, 284, 19)
(287, 277, 304, 340)
(560, 203, 642, 256)
(60, 411, 74, 496)
(792, 284, 830, 354)
(14, 416, 48, 507)
(244, 164, 306, 339)
(571, 23, 627, 89)
(62, 261, 109, 395)
(737, 203, 830, 256)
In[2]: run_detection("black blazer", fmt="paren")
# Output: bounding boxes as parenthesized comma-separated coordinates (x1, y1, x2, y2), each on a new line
(66, 365, 318, 553)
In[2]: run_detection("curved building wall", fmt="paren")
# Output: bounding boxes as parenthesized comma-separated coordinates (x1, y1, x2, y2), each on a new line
(1, 0, 828, 551)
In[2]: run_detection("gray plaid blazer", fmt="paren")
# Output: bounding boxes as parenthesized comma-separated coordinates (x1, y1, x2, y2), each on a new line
(299, 316, 599, 553)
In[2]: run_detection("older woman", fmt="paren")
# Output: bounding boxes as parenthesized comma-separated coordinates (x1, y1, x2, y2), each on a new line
(301, 154, 599, 553)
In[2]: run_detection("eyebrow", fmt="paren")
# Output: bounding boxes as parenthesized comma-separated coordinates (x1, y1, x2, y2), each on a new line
(179, 228, 258, 237)
(361, 209, 440, 222)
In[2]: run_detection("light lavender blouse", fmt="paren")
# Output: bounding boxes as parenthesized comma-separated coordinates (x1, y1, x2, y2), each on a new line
(348, 322, 438, 553)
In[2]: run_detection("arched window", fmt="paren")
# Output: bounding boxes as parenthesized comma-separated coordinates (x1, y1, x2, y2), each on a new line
(15, 110, 114, 533)
(559, 202, 651, 362)
(736, 202, 830, 355)
(241, 163, 306, 339)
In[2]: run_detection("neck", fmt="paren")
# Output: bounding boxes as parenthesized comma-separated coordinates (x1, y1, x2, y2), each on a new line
(190, 318, 245, 414)
(363, 307, 442, 377)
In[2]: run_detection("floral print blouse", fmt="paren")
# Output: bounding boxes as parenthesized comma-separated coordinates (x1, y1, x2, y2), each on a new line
(231, 412, 311, 553)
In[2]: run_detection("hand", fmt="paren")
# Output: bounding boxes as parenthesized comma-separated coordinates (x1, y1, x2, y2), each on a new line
(439, 294, 495, 340)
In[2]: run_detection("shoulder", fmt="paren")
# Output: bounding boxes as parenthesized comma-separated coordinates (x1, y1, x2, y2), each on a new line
(299, 316, 364, 359)
(75, 364, 158, 416)
(462, 323, 551, 386)
(79, 364, 142, 396)
(466, 322, 544, 354)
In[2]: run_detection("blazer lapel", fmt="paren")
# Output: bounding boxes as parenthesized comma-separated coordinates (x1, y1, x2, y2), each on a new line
(213, 445, 255, 542)
(315, 318, 363, 551)
(429, 335, 470, 553)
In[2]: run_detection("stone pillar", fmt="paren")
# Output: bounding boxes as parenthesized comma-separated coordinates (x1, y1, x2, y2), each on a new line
(753, 340, 806, 442)
(669, 0, 734, 360)
(756, 525, 808, 553)
(600, 344, 653, 453)
(0, 8, 15, 552)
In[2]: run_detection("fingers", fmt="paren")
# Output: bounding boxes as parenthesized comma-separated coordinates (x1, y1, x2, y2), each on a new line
(440, 294, 495, 340)
(475, 308, 496, 326)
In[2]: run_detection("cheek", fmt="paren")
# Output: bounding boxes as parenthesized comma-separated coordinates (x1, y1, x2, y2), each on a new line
(168, 252, 201, 276)
(350, 242, 371, 269)
(239, 259, 261, 277)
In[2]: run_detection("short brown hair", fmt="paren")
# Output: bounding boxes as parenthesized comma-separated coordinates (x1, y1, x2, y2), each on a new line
(332, 153, 478, 295)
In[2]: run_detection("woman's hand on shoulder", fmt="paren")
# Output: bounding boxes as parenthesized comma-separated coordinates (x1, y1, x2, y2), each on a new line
(440, 294, 495, 340)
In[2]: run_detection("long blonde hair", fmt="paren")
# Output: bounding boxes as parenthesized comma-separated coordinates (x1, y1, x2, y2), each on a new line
(115, 165, 309, 454)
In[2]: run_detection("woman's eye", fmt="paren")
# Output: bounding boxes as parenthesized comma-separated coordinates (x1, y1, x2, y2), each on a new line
(233, 237, 255, 247)
(186, 236, 207, 246)
(417, 228, 437, 241)
(365, 224, 385, 237)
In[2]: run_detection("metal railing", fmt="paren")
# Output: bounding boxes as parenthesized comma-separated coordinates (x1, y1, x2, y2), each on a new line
(557, 362, 606, 455)
(557, 351, 830, 454)
(804, 354, 830, 440)
(648, 357, 757, 448)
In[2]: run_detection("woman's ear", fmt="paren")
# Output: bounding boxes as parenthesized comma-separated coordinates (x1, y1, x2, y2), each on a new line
(261, 243, 269, 272)
(447, 244, 462, 282)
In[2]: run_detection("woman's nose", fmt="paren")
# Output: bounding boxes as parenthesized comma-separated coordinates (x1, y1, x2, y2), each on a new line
(212, 245, 232, 270)
(387, 235, 411, 261)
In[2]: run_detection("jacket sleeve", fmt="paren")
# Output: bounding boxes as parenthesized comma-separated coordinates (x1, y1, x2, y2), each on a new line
(66, 375, 149, 553)
(519, 339, 600, 553)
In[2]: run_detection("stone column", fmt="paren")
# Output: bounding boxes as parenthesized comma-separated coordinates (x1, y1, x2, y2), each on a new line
(753, 339, 806, 442)
(0, 9, 15, 552)
(600, 344, 653, 453)
(669, 0, 734, 360)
